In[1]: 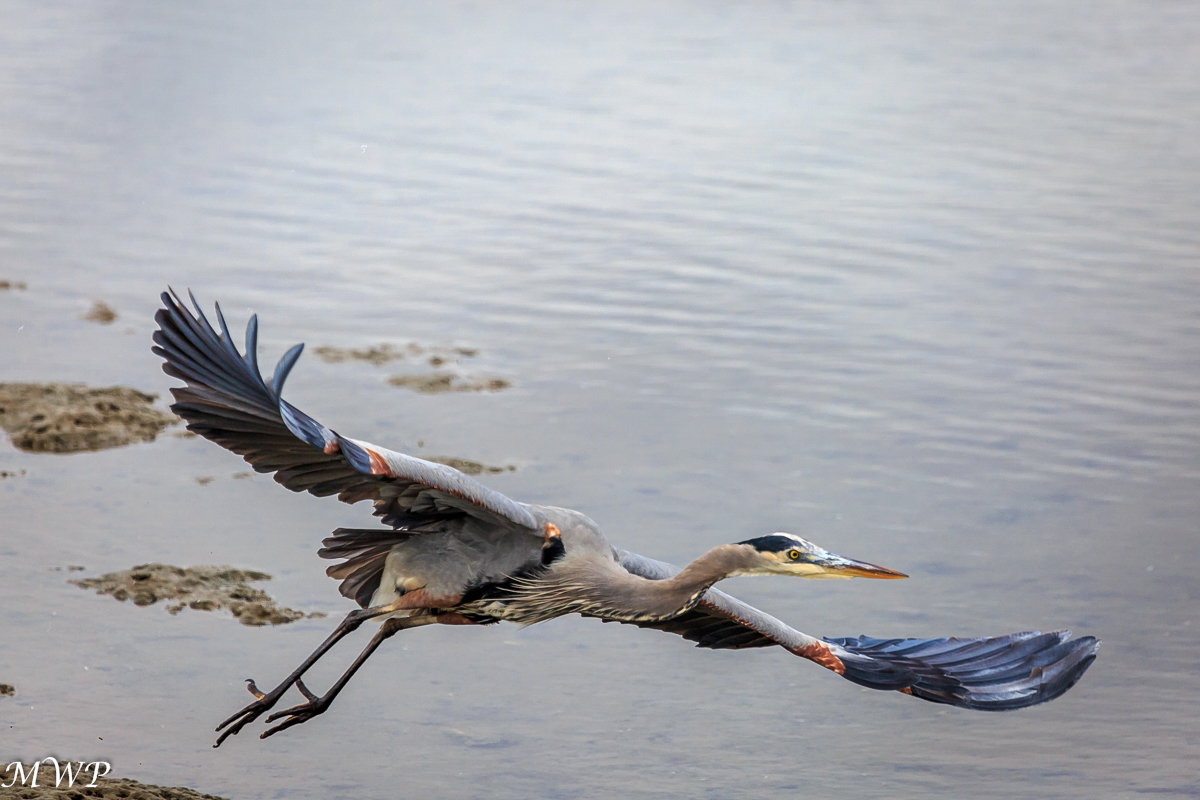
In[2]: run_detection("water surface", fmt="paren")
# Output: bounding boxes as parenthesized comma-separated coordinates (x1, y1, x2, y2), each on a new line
(2, 2, 1198, 798)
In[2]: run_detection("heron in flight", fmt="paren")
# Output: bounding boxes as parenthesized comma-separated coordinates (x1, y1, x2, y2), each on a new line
(152, 290, 1098, 748)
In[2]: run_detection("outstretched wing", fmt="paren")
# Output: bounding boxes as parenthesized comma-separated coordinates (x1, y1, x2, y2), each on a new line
(152, 289, 538, 533)
(612, 550, 1098, 711)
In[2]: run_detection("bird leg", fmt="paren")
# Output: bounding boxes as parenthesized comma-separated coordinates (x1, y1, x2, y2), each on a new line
(214, 604, 397, 747)
(259, 614, 440, 740)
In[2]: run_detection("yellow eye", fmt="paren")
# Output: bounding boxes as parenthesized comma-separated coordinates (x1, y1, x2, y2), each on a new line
(787, 549, 801, 561)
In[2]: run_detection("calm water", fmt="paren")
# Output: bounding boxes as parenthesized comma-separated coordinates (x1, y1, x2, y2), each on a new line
(2, 2, 1199, 798)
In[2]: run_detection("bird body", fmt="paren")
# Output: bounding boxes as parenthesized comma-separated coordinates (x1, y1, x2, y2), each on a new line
(150, 289, 1099, 748)
(362, 517, 552, 614)
(327, 505, 902, 627)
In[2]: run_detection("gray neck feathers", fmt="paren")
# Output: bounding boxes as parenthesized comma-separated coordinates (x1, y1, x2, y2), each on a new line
(505, 543, 757, 624)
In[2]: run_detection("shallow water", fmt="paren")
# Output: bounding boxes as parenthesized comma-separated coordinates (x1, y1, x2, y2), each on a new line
(2, 2, 1199, 798)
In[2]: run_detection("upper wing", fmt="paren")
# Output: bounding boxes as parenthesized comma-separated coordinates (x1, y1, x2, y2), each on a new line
(611, 550, 1099, 711)
(152, 289, 539, 533)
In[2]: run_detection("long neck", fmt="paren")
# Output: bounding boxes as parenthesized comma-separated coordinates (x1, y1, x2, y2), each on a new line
(576, 543, 758, 623)
(655, 543, 757, 609)
(506, 543, 760, 625)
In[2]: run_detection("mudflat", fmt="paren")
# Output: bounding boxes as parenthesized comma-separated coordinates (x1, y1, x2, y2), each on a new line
(70, 564, 325, 627)
(0, 383, 176, 454)
(0, 763, 229, 800)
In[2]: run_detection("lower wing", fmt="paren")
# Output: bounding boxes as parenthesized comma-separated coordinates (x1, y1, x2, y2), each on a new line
(610, 550, 1098, 711)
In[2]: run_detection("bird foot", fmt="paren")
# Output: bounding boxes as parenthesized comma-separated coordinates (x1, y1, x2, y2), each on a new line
(213, 678, 293, 748)
(260, 679, 331, 739)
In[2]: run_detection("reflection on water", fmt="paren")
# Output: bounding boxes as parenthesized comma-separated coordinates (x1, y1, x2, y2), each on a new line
(1, 2, 1198, 798)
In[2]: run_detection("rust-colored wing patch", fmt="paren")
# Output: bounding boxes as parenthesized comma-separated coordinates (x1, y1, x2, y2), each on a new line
(365, 447, 395, 477)
(791, 641, 846, 674)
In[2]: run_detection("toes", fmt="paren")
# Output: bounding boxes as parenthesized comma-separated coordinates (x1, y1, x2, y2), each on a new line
(261, 706, 326, 739)
(218, 682, 326, 743)
(217, 701, 263, 732)
(265, 703, 308, 724)
(260, 716, 305, 740)
(216, 711, 246, 732)
(215, 720, 248, 748)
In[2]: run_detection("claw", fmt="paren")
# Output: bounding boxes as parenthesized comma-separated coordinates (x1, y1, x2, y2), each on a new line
(214, 681, 293, 747)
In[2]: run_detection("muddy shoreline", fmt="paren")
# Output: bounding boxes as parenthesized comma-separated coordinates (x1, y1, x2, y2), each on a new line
(312, 342, 509, 393)
(0, 763, 229, 800)
(0, 383, 176, 454)
(71, 564, 325, 627)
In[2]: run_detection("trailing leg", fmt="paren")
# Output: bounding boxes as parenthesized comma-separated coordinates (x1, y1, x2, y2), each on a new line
(214, 604, 392, 747)
(259, 615, 438, 739)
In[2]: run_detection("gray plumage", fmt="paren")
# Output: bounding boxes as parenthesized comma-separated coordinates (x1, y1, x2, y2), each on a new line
(151, 289, 1099, 747)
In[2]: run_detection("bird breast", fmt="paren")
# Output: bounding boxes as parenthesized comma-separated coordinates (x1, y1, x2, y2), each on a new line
(368, 525, 545, 611)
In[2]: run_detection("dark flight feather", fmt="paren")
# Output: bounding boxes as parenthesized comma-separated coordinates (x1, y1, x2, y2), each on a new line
(153, 289, 538, 533)
(613, 550, 1098, 711)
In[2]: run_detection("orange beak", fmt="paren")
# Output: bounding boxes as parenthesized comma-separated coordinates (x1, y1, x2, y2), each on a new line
(809, 549, 908, 579)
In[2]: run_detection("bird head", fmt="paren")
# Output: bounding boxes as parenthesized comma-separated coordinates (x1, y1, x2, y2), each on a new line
(733, 533, 907, 580)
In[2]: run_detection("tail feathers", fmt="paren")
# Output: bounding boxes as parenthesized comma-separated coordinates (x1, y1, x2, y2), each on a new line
(317, 528, 413, 607)
(827, 630, 1099, 711)
(318, 527, 414, 558)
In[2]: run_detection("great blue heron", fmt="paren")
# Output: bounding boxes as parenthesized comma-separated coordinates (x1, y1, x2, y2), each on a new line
(152, 290, 1098, 748)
